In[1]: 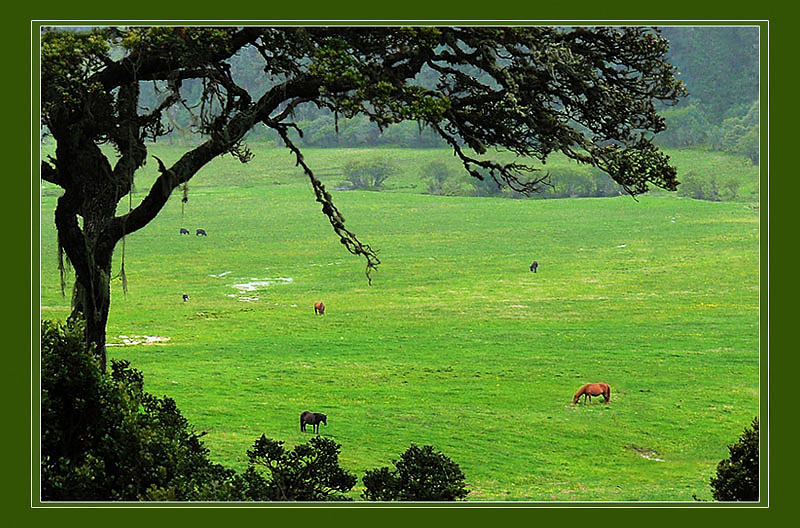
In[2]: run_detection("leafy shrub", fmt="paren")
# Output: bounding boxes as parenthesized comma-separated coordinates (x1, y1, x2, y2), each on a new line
(41, 318, 244, 501)
(422, 160, 469, 196)
(342, 158, 399, 190)
(712, 100, 759, 164)
(553, 171, 594, 198)
(469, 173, 505, 198)
(245, 434, 357, 500)
(677, 171, 721, 201)
(361, 444, 469, 501)
(423, 160, 454, 195)
(721, 178, 743, 201)
(657, 104, 713, 148)
(710, 417, 759, 501)
(380, 121, 446, 148)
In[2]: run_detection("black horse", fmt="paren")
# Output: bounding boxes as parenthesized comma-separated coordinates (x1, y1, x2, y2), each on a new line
(530, 261, 539, 273)
(300, 411, 327, 433)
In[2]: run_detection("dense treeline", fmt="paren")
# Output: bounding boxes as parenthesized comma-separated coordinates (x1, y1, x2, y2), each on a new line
(656, 26, 759, 163)
(661, 26, 758, 122)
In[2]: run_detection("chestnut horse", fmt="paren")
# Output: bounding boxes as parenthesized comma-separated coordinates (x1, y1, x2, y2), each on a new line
(573, 383, 611, 404)
(314, 301, 325, 315)
(300, 411, 327, 433)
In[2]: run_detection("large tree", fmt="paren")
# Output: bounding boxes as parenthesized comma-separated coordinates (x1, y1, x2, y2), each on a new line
(41, 26, 685, 371)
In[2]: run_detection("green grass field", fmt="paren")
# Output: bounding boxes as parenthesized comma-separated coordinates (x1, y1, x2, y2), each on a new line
(39, 144, 760, 501)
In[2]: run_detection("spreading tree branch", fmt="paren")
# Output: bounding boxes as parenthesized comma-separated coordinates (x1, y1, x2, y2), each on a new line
(271, 123, 381, 284)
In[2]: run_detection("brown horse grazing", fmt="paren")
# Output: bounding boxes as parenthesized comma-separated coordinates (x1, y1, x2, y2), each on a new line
(314, 301, 325, 315)
(300, 411, 327, 433)
(573, 383, 611, 404)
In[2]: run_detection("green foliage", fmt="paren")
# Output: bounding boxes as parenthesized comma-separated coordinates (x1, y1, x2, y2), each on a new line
(656, 99, 758, 164)
(469, 172, 506, 198)
(466, 165, 531, 198)
(465, 165, 623, 200)
(544, 169, 621, 199)
(379, 122, 446, 148)
(40, 29, 116, 138)
(653, 27, 759, 155)
(308, 37, 366, 87)
(245, 434, 357, 500)
(41, 318, 245, 501)
(286, 116, 446, 149)
(342, 157, 399, 190)
(423, 160, 468, 196)
(720, 178, 743, 201)
(362, 444, 469, 501)
(120, 27, 233, 59)
(712, 101, 760, 164)
(677, 171, 721, 201)
(709, 418, 759, 501)
(661, 27, 758, 122)
(658, 104, 713, 148)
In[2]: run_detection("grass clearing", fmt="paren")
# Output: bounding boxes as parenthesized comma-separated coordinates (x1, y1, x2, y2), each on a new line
(39, 144, 759, 501)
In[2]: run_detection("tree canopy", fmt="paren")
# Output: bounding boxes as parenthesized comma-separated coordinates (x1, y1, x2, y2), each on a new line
(41, 26, 685, 369)
(709, 417, 759, 501)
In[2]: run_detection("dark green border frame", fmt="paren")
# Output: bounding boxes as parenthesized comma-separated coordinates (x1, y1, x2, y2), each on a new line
(20, 5, 777, 519)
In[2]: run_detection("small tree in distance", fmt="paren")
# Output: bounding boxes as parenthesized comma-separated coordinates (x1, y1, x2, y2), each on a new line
(362, 444, 469, 501)
(710, 417, 759, 501)
(342, 158, 398, 190)
(423, 160, 457, 195)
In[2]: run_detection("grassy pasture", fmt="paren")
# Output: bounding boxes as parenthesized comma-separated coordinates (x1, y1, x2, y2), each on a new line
(39, 144, 759, 501)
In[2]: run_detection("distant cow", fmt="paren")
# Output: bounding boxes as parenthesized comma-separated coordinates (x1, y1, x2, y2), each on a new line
(180, 228, 190, 235)
(314, 301, 325, 315)
(182, 293, 189, 302)
(530, 261, 539, 273)
(196, 229, 208, 236)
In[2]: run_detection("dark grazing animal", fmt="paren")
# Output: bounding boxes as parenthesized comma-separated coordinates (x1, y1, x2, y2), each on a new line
(196, 229, 208, 236)
(300, 411, 327, 433)
(182, 293, 189, 302)
(180, 228, 190, 235)
(314, 301, 325, 315)
(530, 261, 539, 273)
(573, 383, 611, 404)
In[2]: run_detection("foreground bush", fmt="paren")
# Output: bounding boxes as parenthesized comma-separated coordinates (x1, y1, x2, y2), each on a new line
(362, 444, 469, 501)
(244, 434, 357, 501)
(710, 417, 759, 501)
(41, 318, 244, 501)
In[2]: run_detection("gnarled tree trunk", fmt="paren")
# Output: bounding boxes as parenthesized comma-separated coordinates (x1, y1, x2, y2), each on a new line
(52, 140, 122, 372)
